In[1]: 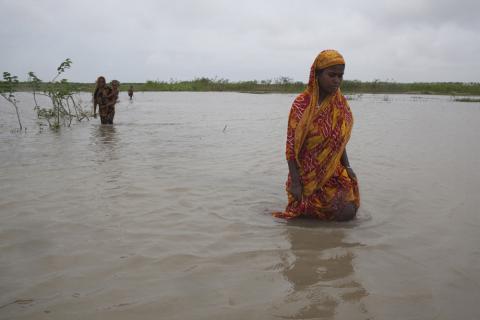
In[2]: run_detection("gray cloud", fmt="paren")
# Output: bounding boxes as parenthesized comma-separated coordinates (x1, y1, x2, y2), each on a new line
(1, 0, 478, 82)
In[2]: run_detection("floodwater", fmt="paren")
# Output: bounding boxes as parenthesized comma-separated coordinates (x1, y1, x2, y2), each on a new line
(1, 92, 479, 320)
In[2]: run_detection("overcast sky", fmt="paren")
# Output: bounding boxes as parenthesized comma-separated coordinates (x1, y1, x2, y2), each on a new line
(1, 0, 479, 83)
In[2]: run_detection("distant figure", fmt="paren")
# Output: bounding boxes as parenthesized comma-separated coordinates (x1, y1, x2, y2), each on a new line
(273, 50, 359, 221)
(128, 85, 134, 100)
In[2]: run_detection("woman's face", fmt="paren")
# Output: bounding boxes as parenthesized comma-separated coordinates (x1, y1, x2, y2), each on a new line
(98, 78, 106, 88)
(316, 64, 345, 94)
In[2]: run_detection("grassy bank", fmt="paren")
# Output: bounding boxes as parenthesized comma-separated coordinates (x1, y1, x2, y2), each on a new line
(452, 97, 480, 102)
(8, 78, 480, 96)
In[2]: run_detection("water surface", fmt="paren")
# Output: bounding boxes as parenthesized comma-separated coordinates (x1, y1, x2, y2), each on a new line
(1, 92, 479, 319)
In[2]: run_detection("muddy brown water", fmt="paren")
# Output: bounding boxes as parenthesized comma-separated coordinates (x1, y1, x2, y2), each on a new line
(1, 92, 480, 319)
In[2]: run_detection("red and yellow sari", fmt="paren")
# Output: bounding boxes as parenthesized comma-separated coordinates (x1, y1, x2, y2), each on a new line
(274, 50, 360, 220)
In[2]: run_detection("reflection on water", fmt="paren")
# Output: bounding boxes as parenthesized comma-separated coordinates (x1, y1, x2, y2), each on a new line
(279, 221, 368, 318)
(90, 124, 122, 185)
(92, 124, 118, 148)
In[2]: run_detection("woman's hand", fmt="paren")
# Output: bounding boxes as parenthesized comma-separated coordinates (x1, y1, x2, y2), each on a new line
(345, 167, 357, 181)
(289, 178, 303, 201)
(287, 160, 302, 201)
(341, 150, 357, 181)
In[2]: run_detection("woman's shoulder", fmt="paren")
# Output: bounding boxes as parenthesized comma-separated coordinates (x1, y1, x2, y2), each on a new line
(293, 91, 310, 105)
(288, 92, 310, 120)
(337, 91, 350, 106)
(291, 92, 310, 111)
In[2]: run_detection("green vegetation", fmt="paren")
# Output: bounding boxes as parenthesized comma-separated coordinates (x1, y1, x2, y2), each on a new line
(342, 80, 480, 96)
(138, 77, 305, 93)
(453, 97, 480, 102)
(1, 59, 91, 130)
(30, 59, 91, 129)
(0, 72, 23, 130)
(9, 78, 480, 96)
(3, 67, 479, 131)
(137, 79, 480, 96)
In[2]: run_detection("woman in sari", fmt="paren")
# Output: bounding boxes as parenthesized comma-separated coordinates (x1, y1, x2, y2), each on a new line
(274, 50, 360, 221)
(104, 80, 119, 124)
(93, 76, 112, 124)
(93, 76, 105, 119)
(93, 78, 118, 125)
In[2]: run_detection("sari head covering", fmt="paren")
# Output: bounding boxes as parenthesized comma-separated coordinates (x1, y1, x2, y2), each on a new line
(95, 76, 106, 87)
(294, 50, 345, 164)
(275, 50, 359, 220)
(93, 76, 106, 102)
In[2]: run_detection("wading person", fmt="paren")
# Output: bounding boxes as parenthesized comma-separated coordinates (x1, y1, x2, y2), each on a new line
(93, 76, 111, 124)
(93, 76, 106, 117)
(128, 85, 133, 100)
(274, 50, 360, 221)
(103, 80, 119, 124)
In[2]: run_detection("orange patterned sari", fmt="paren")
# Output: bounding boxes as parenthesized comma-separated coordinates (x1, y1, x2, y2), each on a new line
(274, 50, 360, 220)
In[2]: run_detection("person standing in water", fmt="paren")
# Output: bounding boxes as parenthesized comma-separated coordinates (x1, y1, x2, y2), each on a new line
(274, 50, 360, 221)
(93, 77, 118, 124)
(128, 85, 134, 100)
(93, 76, 111, 124)
(103, 80, 119, 124)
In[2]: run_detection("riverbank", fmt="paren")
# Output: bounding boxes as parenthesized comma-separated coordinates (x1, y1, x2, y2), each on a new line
(8, 78, 480, 96)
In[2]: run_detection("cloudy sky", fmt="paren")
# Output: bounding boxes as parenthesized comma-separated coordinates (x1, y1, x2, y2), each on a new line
(1, 0, 479, 83)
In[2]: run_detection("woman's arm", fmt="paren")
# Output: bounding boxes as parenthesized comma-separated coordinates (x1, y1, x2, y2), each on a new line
(93, 89, 99, 115)
(285, 94, 310, 201)
(288, 159, 302, 201)
(341, 149, 357, 181)
(341, 149, 350, 168)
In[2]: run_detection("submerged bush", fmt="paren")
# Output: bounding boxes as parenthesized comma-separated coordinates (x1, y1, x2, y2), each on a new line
(1, 59, 92, 130)
(0, 72, 23, 130)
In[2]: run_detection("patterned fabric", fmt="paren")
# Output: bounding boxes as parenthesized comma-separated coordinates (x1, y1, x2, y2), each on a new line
(94, 87, 108, 106)
(99, 104, 115, 124)
(274, 50, 360, 220)
(95, 86, 116, 124)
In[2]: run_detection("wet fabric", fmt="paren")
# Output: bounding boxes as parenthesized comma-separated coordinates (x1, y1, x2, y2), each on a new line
(94, 86, 115, 125)
(274, 50, 360, 220)
(99, 104, 115, 124)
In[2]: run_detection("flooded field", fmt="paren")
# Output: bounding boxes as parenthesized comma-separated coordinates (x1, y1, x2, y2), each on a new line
(1, 92, 480, 319)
